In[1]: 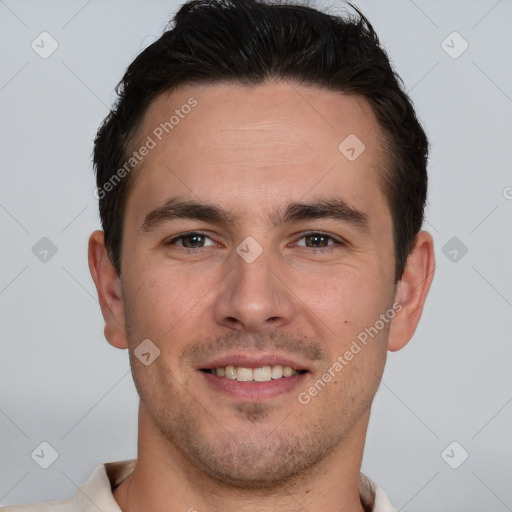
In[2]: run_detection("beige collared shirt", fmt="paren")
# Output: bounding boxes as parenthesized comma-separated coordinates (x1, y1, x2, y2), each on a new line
(1, 460, 398, 512)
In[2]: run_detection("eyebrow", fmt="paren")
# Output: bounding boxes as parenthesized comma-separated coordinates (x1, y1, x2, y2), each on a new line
(141, 196, 369, 232)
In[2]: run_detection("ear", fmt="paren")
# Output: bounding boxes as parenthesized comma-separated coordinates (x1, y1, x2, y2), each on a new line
(88, 230, 128, 349)
(387, 230, 435, 352)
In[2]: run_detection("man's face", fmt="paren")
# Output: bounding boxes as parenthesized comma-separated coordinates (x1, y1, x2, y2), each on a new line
(119, 81, 397, 487)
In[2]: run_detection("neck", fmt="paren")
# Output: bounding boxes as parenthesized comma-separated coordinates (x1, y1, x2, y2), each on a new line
(114, 405, 374, 512)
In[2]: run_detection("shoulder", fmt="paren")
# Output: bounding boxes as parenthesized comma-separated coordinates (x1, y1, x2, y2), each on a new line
(0, 459, 135, 512)
(0, 498, 74, 511)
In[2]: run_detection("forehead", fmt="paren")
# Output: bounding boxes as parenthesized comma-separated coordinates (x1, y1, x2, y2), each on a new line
(126, 81, 390, 227)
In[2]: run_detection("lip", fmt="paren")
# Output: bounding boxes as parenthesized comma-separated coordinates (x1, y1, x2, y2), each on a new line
(201, 370, 308, 401)
(198, 352, 310, 372)
(197, 351, 311, 401)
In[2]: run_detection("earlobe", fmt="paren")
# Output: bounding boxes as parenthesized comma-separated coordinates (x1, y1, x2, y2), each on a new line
(387, 230, 435, 352)
(88, 230, 128, 350)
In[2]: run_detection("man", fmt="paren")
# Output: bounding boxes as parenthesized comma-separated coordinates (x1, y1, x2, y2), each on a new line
(2, 0, 434, 510)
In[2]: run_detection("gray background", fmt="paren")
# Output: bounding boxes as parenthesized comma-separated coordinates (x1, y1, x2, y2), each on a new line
(0, 0, 511, 510)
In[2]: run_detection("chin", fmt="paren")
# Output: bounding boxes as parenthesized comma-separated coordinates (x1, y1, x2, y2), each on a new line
(164, 417, 340, 490)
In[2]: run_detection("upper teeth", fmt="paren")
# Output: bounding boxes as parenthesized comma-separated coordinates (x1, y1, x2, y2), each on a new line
(211, 365, 298, 382)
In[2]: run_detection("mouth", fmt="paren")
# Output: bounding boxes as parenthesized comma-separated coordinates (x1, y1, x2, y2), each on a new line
(201, 365, 308, 382)
(198, 354, 311, 401)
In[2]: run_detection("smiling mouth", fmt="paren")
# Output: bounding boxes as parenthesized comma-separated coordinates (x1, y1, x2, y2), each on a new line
(201, 365, 308, 382)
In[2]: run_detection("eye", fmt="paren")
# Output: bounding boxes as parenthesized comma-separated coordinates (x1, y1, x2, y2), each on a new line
(165, 231, 216, 249)
(164, 231, 345, 252)
(294, 231, 344, 250)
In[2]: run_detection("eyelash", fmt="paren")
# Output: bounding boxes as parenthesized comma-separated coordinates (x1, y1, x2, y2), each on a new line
(164, 230, 345, 252)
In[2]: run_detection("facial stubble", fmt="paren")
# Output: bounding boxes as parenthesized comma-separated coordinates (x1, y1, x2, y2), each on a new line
(126, 327, 385, 491)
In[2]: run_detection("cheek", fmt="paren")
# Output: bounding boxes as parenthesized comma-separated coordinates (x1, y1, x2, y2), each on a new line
(130, 353, 184, 419)
(304, 266, 391, 334)
(298, 326, 387, 428)
(123, 271, 176, 341)
(124, 264, 215, 347)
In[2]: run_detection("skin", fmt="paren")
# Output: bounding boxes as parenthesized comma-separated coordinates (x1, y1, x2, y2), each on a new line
(89, 81, 435, 512)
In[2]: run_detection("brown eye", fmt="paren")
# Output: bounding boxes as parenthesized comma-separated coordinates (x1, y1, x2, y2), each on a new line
(166, 232, 215, 249)
(295, 232, 342, 249)
(304, 234, 332, 248)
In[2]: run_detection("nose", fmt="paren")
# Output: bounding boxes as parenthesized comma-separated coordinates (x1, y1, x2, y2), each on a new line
(212, 246, 296, 333)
